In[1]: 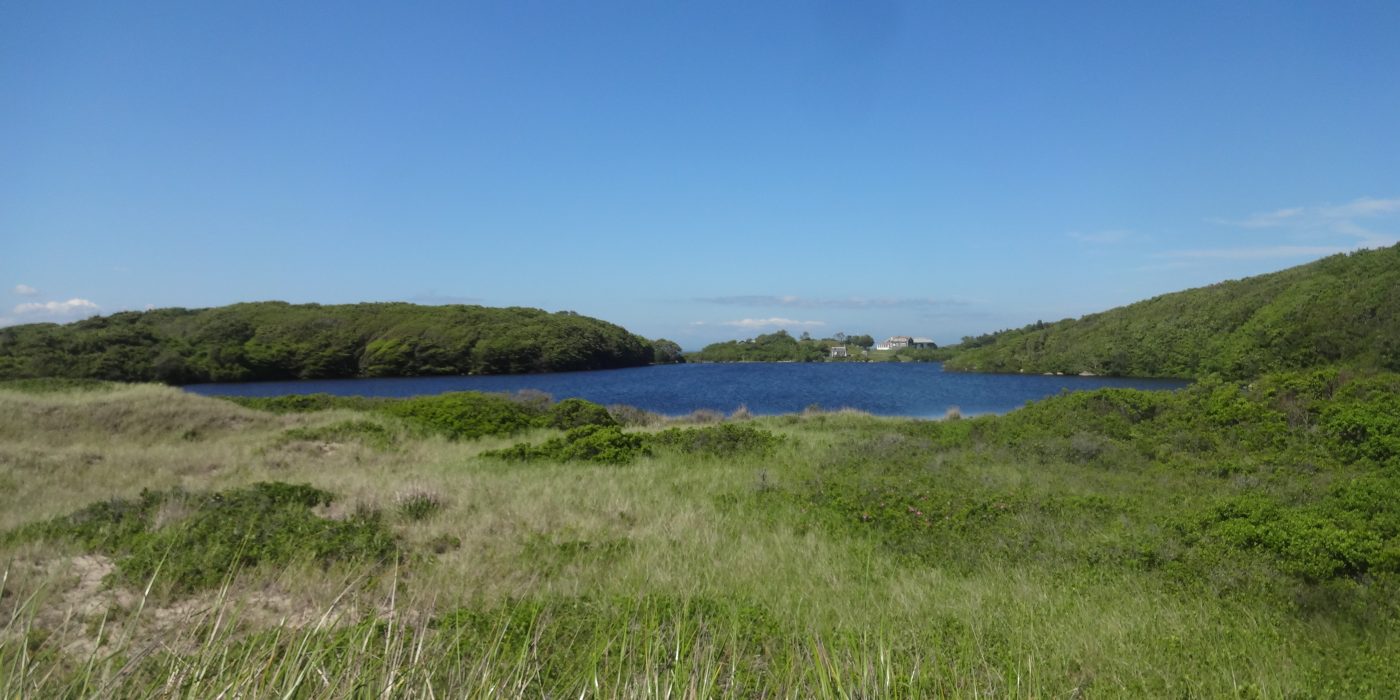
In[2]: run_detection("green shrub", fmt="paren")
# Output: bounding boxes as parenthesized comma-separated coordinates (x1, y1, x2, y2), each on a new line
(648, 424, 782, 458)
(1323, 397, 1400, 465)
(383, 392, 539, 440)
(395, 490, 446, 521)
(487, 425, 649, 464)
(9, 482, 399, 593)
(225, 393, 382, 414)
(1184, 486, 1400, 583)
(546, 398, 617, 430)
(11, 488, 172, 551)
(279, 419, 396, 449)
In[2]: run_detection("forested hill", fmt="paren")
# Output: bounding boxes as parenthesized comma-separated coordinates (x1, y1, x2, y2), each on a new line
(690, 330, 870, 362)
(0, 302, 663, 384)
(944, 244, 1400, 379)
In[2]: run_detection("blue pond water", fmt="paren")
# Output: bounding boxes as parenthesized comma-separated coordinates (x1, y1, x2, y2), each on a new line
(183, 363, 1188, 418)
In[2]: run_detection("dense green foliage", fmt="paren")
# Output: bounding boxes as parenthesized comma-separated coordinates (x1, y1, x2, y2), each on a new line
(944, 244, 1400, 378)
(230, 390, 618, 441)
(485, 423, 782, 464)
(649, 423, 783, 458)
(486, 424, 650, 464)
(0, 302, 657, 383)
(802, 368, 1400, 593)
(6, 482, 399, 592)
(691, 330, 873, 362)
(544, 397, 618, 430)
(690, 330, 943, 363)
(650, 338, 685, 364)
(225, 392, 385, 414)
(691, 330, 830, 362)
(381, 392, 541, 440)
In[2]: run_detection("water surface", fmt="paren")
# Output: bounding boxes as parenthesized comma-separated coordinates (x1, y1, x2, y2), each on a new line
(184, 363, 1188, 418)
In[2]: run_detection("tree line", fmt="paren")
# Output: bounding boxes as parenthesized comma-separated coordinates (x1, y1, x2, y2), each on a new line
(688, 330, 938, 363)
(0, 302, 682, 384)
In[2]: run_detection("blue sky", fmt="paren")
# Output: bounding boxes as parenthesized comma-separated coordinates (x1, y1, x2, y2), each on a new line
(3, 1, 1398, 347)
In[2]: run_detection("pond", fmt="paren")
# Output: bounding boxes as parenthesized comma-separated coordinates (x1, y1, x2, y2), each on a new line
(183, 362, 1189, 418)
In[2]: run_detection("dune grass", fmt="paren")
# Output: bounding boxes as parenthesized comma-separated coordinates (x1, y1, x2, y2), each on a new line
(1, 379, 1397, 696)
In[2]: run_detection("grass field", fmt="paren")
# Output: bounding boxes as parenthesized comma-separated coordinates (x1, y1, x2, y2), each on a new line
(2, 377, 1397, 697)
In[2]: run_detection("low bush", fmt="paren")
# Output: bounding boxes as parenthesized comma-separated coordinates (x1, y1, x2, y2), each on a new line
(382, 392, 539, 440)
(1180, 474, 1400, 583)
(1323, 396, 1400, 465)
(231, 391, 639, 442)
(545, 398, 617, 430)
(8, 482, 399, 593)
(279, 419, 396, 449)
(395, 489, 446, 521)
(487, 425, 649, 464)
(225, 393, 382, 414)
(649, 424, 782, 458)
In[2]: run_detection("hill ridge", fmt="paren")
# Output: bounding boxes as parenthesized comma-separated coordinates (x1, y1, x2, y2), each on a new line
(944, 244, 1400, 379)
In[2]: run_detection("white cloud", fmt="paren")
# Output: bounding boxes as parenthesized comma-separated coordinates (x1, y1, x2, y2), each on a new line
(1216, 207, 1307, 229)
(1214, 195, 1400, 245)
(693, 317, 827, 330)
(1175, 195, 1400, 262)
(13, 284, 38, 296)
(12, 298, 100, 317)
(1068, 229, 1141, 245)
(1320, 196, 1400, 219)
(723, 318, 826, 329)
(1156, 245, 1348, 261)
(409, 291, 483, 305)
(697, 295, 965, 309)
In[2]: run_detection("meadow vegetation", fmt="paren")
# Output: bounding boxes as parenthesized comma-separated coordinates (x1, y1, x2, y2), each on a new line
(3, 374, 1398, 696)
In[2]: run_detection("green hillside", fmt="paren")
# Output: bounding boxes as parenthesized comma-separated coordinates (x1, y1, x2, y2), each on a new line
(944, 244, 1400, 378)
(0, 302, 659, 383)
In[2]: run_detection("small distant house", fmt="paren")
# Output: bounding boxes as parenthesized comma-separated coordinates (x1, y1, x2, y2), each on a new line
(911, 337, 937, 349)
(830, 346, 848, 358)
(886, 336, 913, 349)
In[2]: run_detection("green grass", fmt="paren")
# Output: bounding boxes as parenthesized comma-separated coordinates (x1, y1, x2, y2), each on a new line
(2, 377, 1398, 696)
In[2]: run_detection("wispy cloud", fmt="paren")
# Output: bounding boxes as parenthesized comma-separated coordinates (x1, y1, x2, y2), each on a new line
(408, 292, 482, 305)
(1167, 195, 1400, 262)
(13, 284, 38, 296)
(1067, 229, 1142, 245)
(1211, 196, 1400, 246)
(1320, 197, 1400, 219)
(692, 317, 827, 330)
(1217, 207, 1307, 229)
(697, 295, 965, 309)
(1156, 245, 1348, 261)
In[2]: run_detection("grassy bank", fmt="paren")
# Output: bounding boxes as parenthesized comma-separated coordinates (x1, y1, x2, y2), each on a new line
(2, 377, 1397, 697)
